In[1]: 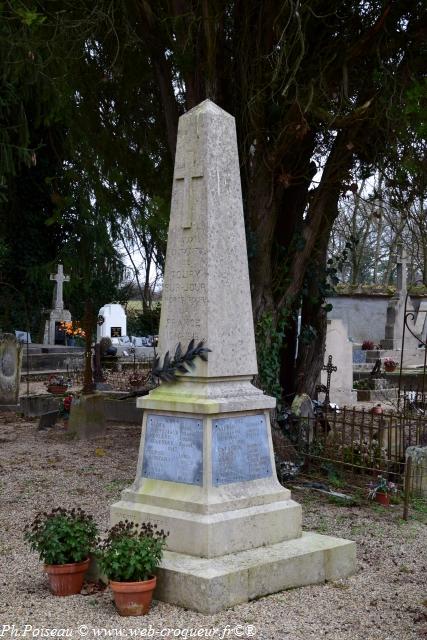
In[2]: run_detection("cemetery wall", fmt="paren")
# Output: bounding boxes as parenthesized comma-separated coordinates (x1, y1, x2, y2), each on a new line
(327, 294, 427, 344)
(326, 296, 388, 343)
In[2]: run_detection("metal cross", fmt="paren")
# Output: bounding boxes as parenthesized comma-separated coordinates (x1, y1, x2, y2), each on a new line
(321, 354, 337, 407)
(174, 149, 203, 229)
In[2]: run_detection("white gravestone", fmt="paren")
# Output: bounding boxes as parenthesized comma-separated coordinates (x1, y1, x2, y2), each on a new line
(322, 319, 357, 406)
(43, 264, 71, 345)
(96, 304, 127, 341)
(111, 100, 356, 613)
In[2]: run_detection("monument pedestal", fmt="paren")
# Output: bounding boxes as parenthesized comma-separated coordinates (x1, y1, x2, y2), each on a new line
(111, 380, 356, 612)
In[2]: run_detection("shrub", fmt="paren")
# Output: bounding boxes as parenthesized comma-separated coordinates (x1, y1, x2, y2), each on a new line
(97, 521, 168, 582)
(362, 340, 375, 351)
(24, 508, 98, 565)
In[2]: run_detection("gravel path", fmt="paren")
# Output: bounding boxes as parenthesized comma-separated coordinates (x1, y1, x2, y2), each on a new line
(0, 415, 425, 640)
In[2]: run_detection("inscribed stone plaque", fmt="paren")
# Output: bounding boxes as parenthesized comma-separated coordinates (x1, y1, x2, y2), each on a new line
(142, 414, 203, 485)
(212, 414, 272, 486)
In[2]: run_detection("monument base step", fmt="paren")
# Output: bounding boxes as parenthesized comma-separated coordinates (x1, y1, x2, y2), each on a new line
(155, 531, 356, 613)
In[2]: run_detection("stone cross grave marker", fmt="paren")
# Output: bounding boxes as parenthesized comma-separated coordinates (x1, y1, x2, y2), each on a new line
(396, 245, 408, 293)
(111, 99, 356, 614)
(50, 264, 70, 311)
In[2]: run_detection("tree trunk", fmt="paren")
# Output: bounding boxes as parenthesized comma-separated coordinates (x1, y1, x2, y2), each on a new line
(82, 300, 95, 395)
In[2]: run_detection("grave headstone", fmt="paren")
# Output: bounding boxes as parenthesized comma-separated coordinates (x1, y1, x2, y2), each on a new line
(0, 333, 23, 408)
(111, 100, 355, 613)
(43, 264, 72, 345)
(96, 304, 127, 341)
(38, 410, 60, 430)
(68, 394, 106, 439)
(322, 319, 356, 406)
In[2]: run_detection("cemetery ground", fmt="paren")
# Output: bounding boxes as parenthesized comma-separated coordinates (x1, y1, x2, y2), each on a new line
(0, 416, 426, 640)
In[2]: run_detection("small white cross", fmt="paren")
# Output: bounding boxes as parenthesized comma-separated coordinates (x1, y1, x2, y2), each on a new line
(174, 149, 203, 229)
(50, 264, 70, 310)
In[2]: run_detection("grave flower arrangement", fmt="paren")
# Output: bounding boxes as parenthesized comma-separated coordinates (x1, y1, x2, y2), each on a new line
(59, 393, 73, 426)
(368, 475, 398, 506)
(24, 508, 98, 596)
(59, 320, 85, 338)
(383, 358, 398, 372)
(59, 321, 85, 346)
(97, 520, 168, 616)
(46, 374, 69, 395)
(361, 340, 375, 351)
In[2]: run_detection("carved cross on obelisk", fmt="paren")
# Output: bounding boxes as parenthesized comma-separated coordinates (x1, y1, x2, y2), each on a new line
(50, 264, 70, 311)
(174, 149, 203, 229)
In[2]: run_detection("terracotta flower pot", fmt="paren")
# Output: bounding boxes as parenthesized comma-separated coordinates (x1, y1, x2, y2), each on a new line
(372, 404, 383, 415)
(47, 385, 68, 395)
(375, 492, 390, 506)
(110, 576, 156, 616)
(384, 364, 397, 372)
(44, 558, 90, 596)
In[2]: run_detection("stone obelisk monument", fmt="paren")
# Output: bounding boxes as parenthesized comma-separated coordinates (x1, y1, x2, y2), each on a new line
(111, 100, 355, 613)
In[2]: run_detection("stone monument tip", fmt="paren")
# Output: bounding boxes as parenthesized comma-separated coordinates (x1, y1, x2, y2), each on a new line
(184, 99, 233, 119)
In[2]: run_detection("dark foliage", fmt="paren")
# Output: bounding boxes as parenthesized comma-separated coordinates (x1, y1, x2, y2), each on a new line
(24, 507, 98, 565)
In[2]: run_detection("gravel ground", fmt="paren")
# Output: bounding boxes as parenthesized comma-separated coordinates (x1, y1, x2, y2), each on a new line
(0, 414, 426, 640)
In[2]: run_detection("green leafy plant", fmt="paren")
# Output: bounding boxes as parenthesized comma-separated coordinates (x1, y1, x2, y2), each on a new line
(354, 378, 375, 390)
(255, 310, 289, 405)
(97, 521, 168, 582)
(24, 508, 98, 565)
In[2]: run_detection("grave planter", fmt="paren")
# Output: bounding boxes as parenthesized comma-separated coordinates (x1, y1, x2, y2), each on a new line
(110, 576, 157, 616)
(383, 362, 397, 373)
(44, 558, 90, 596)
(375, 492, 390, 506)
(47, 384, 68, 395)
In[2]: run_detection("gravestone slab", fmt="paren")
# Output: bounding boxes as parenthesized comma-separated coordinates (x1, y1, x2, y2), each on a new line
(38, 410, 60, 430)
(68, 394, 106, 439)
(0, 333, 23, 406)
(322, 319, 356, 406)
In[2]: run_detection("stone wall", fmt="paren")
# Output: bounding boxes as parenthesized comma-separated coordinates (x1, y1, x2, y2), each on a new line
(327, 294, 427, 344)
(326, 296, 389, 343)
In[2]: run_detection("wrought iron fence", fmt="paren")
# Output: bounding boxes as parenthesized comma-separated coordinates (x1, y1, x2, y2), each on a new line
(281, 407, 427, 489)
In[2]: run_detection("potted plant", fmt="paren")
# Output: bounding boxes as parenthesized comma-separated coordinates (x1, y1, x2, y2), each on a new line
(383, 357, 398, 373)
(24, 508, 98, 596)
(368, 475, 398, 506)
(97, 521, 168, 616)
